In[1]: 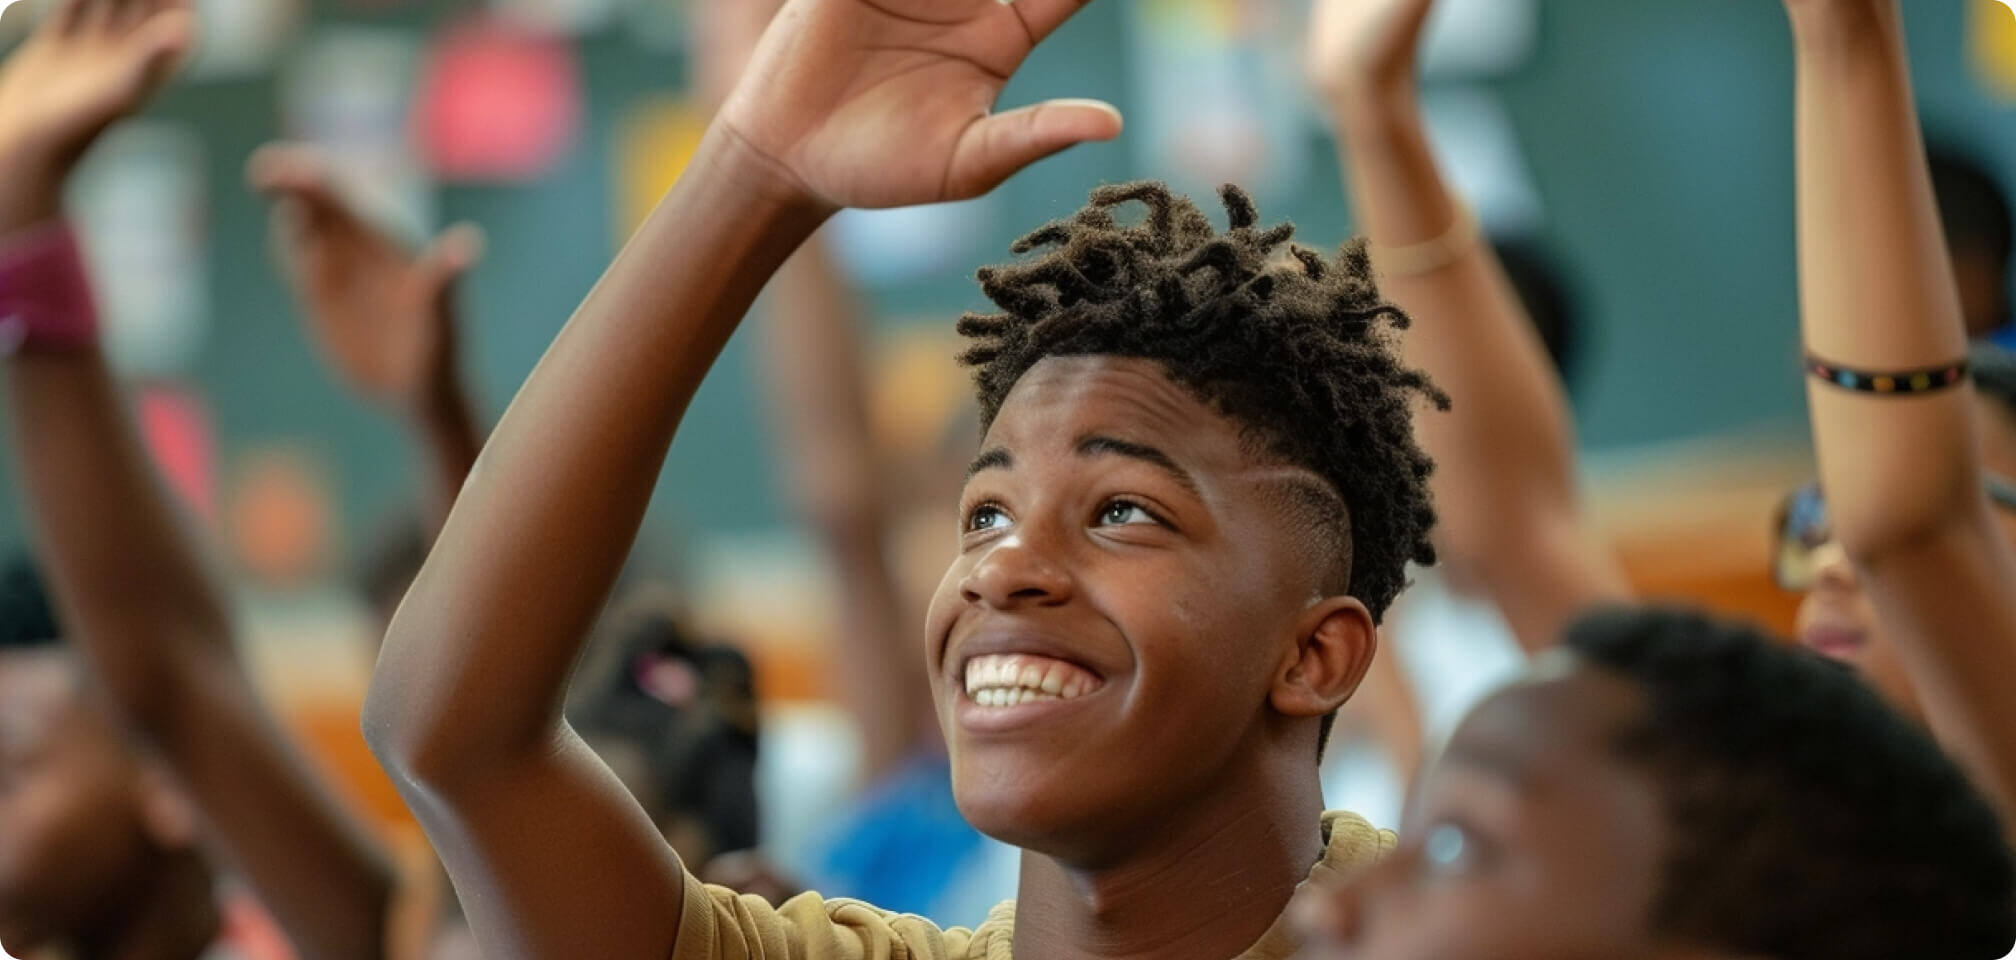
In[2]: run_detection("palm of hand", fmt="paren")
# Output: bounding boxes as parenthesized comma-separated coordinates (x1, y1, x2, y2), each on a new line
(292, 226, 445, 403)
(0, 3, 191, 164)
(717, 0, 1096, 209)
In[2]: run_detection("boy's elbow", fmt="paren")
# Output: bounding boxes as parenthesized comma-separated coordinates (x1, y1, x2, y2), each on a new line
(360, 676, 457, 788)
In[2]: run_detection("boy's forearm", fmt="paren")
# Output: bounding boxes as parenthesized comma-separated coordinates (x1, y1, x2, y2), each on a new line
(367, 124, 829, 777)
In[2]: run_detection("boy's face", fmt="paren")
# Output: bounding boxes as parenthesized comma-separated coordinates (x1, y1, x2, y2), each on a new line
(925, 355, 1369, 860)
(0, 651, 163, 953)
(1301, 659, 1693, 960)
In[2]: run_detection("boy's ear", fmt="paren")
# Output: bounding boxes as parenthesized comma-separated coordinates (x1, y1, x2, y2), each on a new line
(1270, 595, 1377, 719)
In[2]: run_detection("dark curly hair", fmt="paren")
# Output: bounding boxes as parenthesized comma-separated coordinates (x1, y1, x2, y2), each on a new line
(1568, 607, 2016, 960)
(956, 181, 1446, 622)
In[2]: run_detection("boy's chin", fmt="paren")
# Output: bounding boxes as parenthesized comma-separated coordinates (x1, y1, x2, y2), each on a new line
(951, 758, 1129, 860)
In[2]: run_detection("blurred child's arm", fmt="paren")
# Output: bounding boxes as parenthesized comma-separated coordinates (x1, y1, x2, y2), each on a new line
(359, 0, 1120, 953)
(762, 234, 936, 781)
(0, 5, 399, 959)
(697, 0, 936, 781)
(1308, 0, 1631, 654)
(1786, 0, 2016, 821)
(249, 144, 486, 528)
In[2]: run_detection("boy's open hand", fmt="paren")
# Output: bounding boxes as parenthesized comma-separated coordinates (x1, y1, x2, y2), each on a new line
(0, 0, 195, 229)
(1306, 0, 1436, 101)
(715, 0, 1121, 210)
(249, 143, 482, 407)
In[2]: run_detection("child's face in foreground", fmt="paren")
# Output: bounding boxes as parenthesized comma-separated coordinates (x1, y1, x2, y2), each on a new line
(1299, 660, 1686, 960)
(925, 355, 1368, 861)
(0, 652, 163, 953)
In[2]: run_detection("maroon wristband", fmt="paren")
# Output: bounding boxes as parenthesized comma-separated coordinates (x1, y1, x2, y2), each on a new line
(0, 222, 99, 356)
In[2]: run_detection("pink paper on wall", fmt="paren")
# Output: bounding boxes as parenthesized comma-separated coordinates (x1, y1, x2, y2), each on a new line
(416, 19, 583, 183)
(138, 384, 219, 525)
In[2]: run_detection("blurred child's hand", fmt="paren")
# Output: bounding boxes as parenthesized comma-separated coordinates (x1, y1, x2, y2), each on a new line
(0, 0, 195, 231)
(712, 0, 1121, 210)
(248, 143, 483, 408)
(1305, 0, 1436, 103)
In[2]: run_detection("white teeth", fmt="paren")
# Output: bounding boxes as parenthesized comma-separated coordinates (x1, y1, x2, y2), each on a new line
(963, 652, 1105, 705)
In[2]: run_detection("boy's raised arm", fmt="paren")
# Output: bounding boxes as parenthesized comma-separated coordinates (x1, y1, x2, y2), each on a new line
(359, 1, 1119, 955)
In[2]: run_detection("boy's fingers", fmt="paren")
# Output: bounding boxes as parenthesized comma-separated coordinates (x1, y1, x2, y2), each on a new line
(947, 98, 1121, 200)
(134, 6, 193, 78)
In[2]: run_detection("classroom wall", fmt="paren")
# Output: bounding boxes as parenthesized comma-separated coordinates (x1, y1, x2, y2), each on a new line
(1, 0, 2010, 561)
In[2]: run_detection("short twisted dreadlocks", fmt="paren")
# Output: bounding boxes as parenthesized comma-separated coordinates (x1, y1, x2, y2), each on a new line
(957, 182, 1446, 621)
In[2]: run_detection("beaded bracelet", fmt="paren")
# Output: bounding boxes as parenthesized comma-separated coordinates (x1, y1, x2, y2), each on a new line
(1805, 354, 1969, 395)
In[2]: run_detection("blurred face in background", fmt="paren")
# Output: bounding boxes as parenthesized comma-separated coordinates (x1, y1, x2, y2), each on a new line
(1296, 660, 1689, 960)
(1782, 394, 2016, 721)
(0, 651, 193, 953)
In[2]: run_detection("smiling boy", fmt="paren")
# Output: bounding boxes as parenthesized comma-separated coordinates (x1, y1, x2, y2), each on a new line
(359, 0, 1447, 957)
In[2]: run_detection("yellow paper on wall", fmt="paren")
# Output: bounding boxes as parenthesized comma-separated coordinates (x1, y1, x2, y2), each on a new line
(1972, 0, 2016, 100)
(614, 95, 710, 245)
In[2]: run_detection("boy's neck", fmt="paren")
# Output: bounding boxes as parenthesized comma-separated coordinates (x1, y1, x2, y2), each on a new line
(69, 851, 221, 960)
(1009, 760, 1326, 960)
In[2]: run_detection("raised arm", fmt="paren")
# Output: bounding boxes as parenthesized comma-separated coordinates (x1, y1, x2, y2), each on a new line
(1305, 0, 1630, 653)
(0, 5, 397, 959)
(358, 0, 1120, 953)
(1784, 0, 2016, 820)
(249, 144, 487, 527)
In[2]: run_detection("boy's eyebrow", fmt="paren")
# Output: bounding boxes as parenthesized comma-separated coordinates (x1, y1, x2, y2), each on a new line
(1077, 434, 1199, 495)
(966, 447, 1014, 482)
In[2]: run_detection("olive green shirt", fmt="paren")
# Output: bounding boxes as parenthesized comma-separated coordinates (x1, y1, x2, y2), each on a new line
(670, 811, 1395, 960)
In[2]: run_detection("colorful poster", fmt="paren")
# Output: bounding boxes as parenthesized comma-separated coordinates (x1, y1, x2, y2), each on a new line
(613, 95, 710, 242)
(830, 200, 999, 289)
(1419, 0, 1536, 79)
(1420, 88, 1545, 235)
(417, 18, 583, 183)
(69, 121, 210, 378)
(1973, 0, 2016, 100)
(189, 0, 304, 78)
(1126, 0, 1310, 213)
(281, 28, 433, 241)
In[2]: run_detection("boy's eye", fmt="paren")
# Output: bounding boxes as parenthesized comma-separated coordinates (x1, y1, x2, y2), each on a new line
(967, 504, 1012, 533)
(1097, 500, 1158, 527)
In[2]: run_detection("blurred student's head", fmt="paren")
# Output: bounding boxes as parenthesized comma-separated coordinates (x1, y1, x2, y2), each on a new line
(568, 598, 761, 869)
(1490, 233, 1583, 393)
(928, 182, 1443, 860)
(1783, 344, 2016, 719)
(0, 557, 210, 955)
(1300, 607, 2014, 960)
(1930, 146, 2013, 339)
